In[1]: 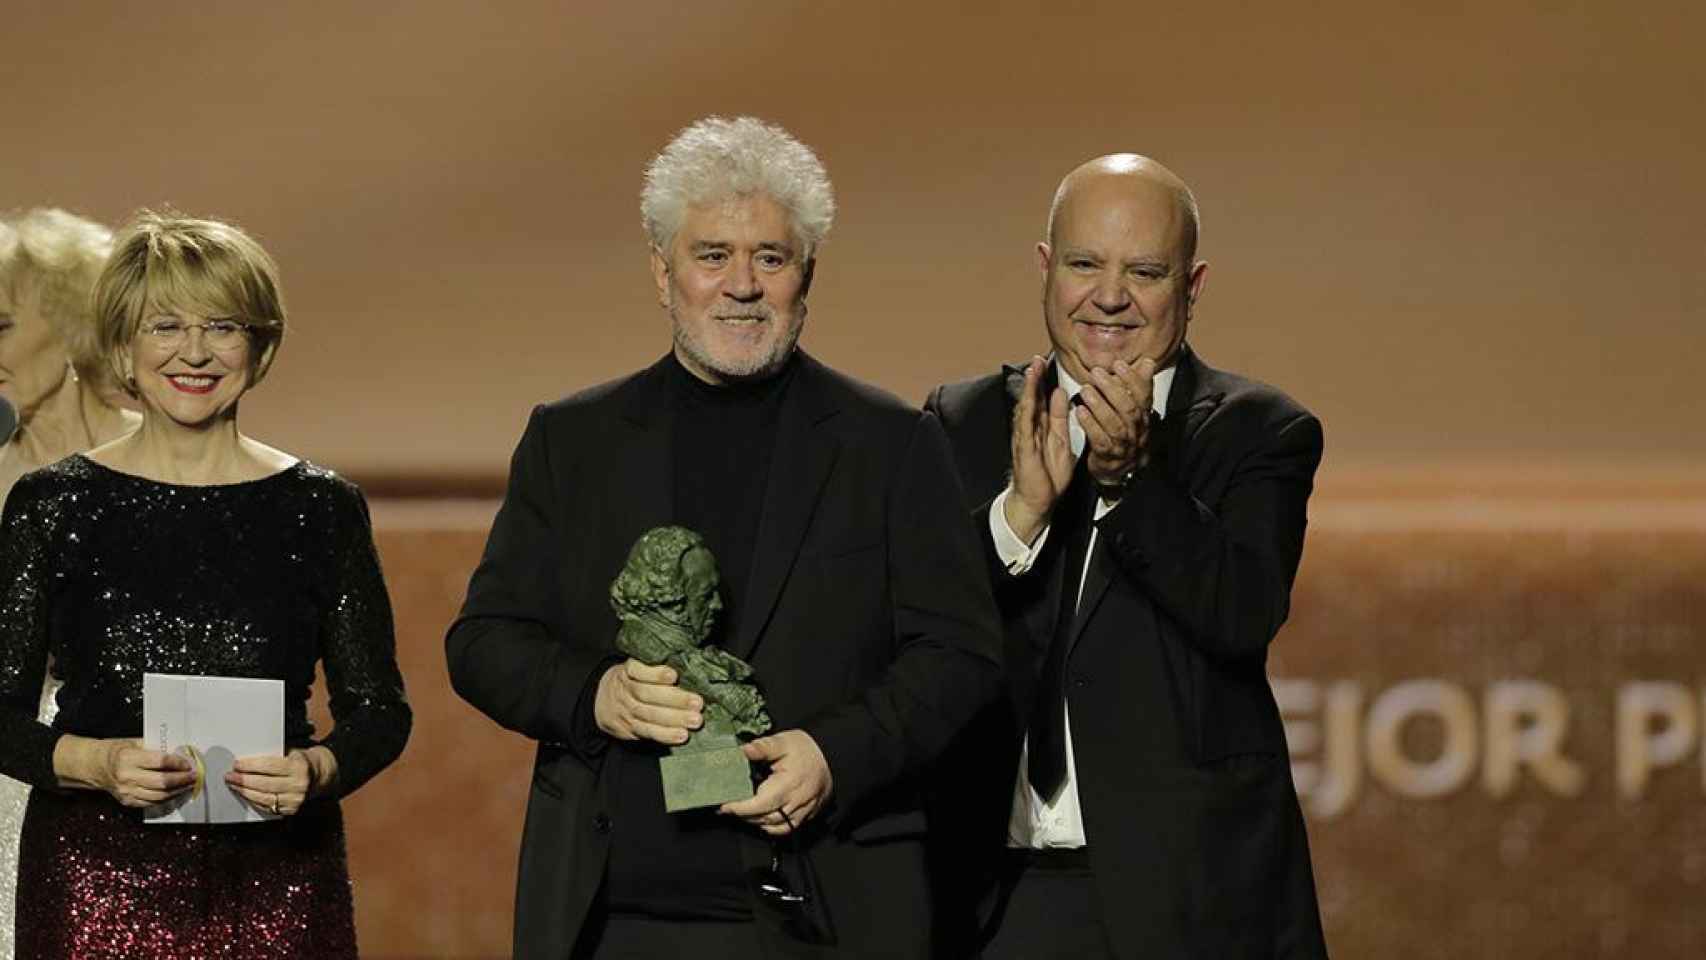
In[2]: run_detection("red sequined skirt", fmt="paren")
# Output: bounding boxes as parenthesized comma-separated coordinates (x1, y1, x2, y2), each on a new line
(16, 789, 358, 959)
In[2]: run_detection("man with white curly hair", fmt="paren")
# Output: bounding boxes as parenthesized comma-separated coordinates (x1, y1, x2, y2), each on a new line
(639, 116, 836, 386)
(449, 116, 1003, 958)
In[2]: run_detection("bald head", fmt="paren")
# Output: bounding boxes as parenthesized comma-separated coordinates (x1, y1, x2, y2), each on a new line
(1036, 153, 1209, 381)
(1046, 154, 1199, 267)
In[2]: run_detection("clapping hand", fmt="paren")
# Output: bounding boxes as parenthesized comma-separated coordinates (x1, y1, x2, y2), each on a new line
(1004, 356, 1075, 544)
(1073, 357, 1158, 488)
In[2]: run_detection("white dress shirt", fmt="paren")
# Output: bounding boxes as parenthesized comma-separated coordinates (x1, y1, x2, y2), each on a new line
(990, 359, 1175, 849)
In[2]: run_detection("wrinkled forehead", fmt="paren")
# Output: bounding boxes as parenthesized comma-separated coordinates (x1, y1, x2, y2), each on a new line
(674, 192, 798, 249)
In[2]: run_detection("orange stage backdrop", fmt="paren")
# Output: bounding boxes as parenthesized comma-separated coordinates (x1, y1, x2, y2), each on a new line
(5, 2, 1704, 479)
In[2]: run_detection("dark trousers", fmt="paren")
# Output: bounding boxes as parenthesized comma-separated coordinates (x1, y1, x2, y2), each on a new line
(573, 910, 765, 960)
(980, 849, 1116, 960)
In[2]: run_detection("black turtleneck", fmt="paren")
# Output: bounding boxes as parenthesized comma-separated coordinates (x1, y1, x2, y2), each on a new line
(664, 351, 795, 641)
(602, 350, 795, 921)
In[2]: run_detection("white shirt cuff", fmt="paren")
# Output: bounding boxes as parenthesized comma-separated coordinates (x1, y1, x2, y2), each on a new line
(991, 485, 1050, 575)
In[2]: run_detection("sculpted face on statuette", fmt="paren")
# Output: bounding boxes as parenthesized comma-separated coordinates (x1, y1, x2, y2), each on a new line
(610, 526, 771, 740)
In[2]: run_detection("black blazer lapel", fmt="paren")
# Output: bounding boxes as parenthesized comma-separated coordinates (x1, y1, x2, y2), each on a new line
(1000, 358, 1061, 406)
(1166, 345, 1226, 482)
(729, 353, 842, 661)
(603, 359, 675, 583)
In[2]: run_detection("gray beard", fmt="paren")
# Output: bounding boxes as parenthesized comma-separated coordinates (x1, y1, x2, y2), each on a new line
(672, 316, 802, 383)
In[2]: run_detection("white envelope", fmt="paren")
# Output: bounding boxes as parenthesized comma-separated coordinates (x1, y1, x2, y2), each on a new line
(142, 673, 285, 825)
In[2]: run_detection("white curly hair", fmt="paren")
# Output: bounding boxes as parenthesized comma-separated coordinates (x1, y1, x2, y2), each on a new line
(641, 116, 835, 259)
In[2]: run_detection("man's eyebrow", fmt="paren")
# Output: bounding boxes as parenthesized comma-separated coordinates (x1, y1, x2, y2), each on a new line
(687, 239, 795, 256)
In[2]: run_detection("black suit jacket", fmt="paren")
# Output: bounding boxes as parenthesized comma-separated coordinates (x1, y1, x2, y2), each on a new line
(925, 346, 1330, 959)
(446, 352, 1003, 959)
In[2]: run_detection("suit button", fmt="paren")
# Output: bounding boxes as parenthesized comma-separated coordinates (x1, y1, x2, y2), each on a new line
(1070, 673, 1089, 688)
(593, 813, 612, 834)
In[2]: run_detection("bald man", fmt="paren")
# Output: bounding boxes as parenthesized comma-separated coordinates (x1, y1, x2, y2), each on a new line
(925, 156, 1329, 958)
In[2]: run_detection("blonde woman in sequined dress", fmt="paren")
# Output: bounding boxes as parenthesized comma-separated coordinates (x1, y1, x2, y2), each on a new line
(0, 212, 410, 959)
(0, 208, 135, 960)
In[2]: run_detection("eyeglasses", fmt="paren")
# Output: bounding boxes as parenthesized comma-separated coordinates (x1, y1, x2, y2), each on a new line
(140, 319, 251, 352)
(746, 809, 837, 945)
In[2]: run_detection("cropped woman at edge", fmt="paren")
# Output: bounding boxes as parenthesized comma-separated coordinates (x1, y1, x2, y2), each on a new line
(0, 208, 136, 960)
(0, 211, 411, 958)
(0, 209, 136, 506)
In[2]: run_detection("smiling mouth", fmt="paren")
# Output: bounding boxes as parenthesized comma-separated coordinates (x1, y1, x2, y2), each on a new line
(715, 315, 768, 327)
(1076, 320, 1138, 335)
(166, 374, 220, 395)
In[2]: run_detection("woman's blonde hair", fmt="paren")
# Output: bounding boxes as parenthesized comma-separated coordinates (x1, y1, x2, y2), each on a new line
(93, 211, 286, 393)
(0, 208, 115, 387)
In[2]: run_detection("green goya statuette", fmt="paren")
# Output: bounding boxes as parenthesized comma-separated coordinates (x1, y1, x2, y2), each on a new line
(610, 526, 771, 811)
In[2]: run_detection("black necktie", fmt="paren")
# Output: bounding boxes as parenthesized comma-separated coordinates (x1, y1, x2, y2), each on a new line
(1026, 456, 1096, 799)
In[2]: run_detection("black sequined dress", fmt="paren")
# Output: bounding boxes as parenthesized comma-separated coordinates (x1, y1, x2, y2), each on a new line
(0, 455, 411, 959)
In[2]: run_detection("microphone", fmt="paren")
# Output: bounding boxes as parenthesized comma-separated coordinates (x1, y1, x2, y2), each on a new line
(0, 395, 16, 445)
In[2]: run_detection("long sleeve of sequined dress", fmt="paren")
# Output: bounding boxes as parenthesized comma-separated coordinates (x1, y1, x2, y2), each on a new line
(312, 480, 413, 797)
(0, 473, 63, 790)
